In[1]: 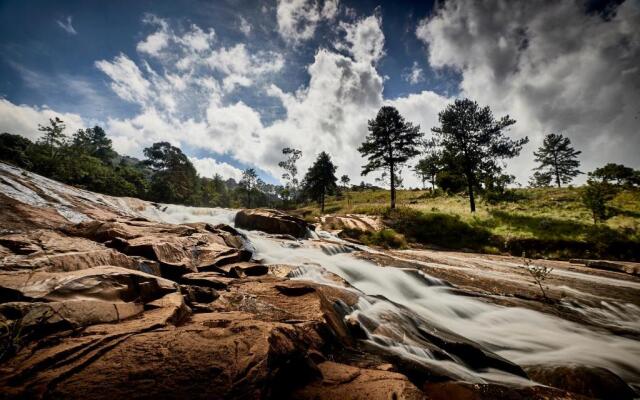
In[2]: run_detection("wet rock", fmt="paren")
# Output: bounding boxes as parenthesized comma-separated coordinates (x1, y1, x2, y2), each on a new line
(235, 208, 314, 238)
(569, 258, 640, 276)
(276, 282, 317, 296)
(292, 361, 425, 400)
(525, 364, 636, 400)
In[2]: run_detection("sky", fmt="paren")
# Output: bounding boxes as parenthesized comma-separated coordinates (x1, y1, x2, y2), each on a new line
(0, 0, 638, 187)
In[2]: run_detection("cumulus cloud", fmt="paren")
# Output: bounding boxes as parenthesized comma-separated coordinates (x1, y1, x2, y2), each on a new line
(189, 157, 244, 180)
(416, 0, 640, 183)
(238, 16, 251, 36)
(56, 16, 77, 35)
(403, 61, 425, 85)
(0, 99, 86, 141)
(276, 0, 339, 43)
(336, 14, 385, 64)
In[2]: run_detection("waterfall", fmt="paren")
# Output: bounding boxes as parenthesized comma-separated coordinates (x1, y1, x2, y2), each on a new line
(144, 203, 640, 388)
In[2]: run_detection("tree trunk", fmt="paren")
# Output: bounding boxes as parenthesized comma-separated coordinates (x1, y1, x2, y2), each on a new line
(554, 157, 561, 188)
(467, 173, 476, 213)
(321, 190, 325, 213)
(247, 187, 251, 208)
(390, 163, 396, 209)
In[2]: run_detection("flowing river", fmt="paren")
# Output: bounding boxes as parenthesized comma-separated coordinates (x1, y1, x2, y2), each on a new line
(142, 204, 640, 391)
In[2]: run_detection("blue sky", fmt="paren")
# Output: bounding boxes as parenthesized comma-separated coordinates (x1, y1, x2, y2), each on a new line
(1, 0, 638, 186)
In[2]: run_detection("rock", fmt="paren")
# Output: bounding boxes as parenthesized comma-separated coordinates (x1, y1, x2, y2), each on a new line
(276, 282, 317, 296)
(235, 209, 314, 238)
(320, 214, 383, 233)
(0, 312, 325, 399)
(213, 261, 268, 278)
(180, 272, 230, 289)
(292, 361, 425, 400)
(0, 266, 178, 303)
(422, 381, 584, 400)
(180, 284, 219, 304)
(525, 364, 636, 400)
(569, 258, 640, 276)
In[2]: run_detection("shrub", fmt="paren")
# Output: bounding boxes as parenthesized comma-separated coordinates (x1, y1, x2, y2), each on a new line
(340, 228, 407, 249)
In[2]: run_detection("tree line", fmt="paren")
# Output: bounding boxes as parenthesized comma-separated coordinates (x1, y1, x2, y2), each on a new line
(2, 98, 638, 216)
(0, 120, 281, 208)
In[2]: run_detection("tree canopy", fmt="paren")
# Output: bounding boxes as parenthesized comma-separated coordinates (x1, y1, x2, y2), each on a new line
(432, 98, 527, 212)
(533, 133, 581, 188)
(301, 152, 338, 213)
(359, 106, 422, 209)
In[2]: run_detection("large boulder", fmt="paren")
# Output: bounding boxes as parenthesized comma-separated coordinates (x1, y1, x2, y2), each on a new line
(292, 361, 425, 400)
(525, 364, 636, 400)
(235, 209, 314, 238)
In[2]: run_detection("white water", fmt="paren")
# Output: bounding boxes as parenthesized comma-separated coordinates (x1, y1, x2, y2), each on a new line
(140, 204, 640, 389)
(3, 161, 638, 388)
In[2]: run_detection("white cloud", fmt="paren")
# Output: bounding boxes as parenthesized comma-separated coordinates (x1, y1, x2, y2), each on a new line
(336, 14, 385, 64)
(95, 54, 152, 106)
(403, 61, 425, 85)
(189, 157, 244, 180)
(0, 99, 86, 141)
(416, 0, 640, 184)
(238, 16, 252, 36)
(276, 0, 339, 43)
(56, 16, 77, 35)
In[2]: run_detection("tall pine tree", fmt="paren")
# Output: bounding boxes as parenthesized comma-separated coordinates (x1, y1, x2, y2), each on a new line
(301, 152, 338, 213)
(533, 133, 581, 188)
(358, 106, 422, 209)
(432, 99, 527, 212)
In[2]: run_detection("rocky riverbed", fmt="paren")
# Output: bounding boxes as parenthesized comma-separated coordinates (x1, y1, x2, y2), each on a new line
(1, 162, 639, 399)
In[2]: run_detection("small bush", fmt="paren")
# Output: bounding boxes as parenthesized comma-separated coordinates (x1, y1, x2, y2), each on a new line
(340, 228, 407, 249)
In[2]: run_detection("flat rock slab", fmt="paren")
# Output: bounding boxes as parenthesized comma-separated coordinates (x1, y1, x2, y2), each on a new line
(235, 208, 314, 238)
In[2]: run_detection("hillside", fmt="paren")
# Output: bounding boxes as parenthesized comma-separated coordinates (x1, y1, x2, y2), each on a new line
(296, 187, 640, 260)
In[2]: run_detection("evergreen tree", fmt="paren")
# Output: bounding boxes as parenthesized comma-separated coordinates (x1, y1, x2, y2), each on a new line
(142, 142, 198, 204)
(533, 133, 581, 188)
(72, 126, 116, 163)
(432, 98, 527, 212)
(278, 147, 302, 202)
(358, 106, 422, 209)
(414, 153, 440, 190)
(590, 163, 638, 187)
(301, 152, 338, 213)
(239, 168, 258, 208)
(581, 179, 614, 224)
(37, 117, 67, 159)
(528, 171, 553, 188)
(0, 133, 33, 168)
(340, 175, 351, 190)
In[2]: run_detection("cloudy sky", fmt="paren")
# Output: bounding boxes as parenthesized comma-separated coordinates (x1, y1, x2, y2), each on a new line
(1, 0, 638, 186)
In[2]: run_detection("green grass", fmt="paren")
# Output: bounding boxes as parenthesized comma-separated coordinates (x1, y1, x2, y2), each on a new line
(297, 187, 640, 260)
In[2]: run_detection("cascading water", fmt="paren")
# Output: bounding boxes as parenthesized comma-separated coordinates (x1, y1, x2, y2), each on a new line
(144, 203, 640, 390)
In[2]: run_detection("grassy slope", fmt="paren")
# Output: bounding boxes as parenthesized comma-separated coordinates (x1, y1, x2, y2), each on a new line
(296, 187, 640, 260)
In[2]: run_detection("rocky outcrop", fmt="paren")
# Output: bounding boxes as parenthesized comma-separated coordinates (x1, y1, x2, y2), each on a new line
(291, 361, 425, 400)
(320, 214, 383, 233)
(235, 208, 314, 238)
(524, 364, 636, 400)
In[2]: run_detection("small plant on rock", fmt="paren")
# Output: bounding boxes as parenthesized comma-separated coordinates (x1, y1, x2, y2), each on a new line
(522, 252, 553, 300)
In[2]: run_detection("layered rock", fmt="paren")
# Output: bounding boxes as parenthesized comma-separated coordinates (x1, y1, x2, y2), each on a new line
(235, 208, 314, 238)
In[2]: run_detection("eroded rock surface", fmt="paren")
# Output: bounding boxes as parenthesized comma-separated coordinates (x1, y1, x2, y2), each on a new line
(235, 208, 314, 238)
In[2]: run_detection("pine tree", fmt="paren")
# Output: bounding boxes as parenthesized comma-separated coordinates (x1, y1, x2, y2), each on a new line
(432, 99, 527, 212)
(301, 152, 338, 213)
(239, 168, 258, 208)
(278, 147, 302, 201)
(533, 133, 581, 188)
(414, 153, 440, 190)
(37, 117, 67, 159)
(358, 106, 422, 209)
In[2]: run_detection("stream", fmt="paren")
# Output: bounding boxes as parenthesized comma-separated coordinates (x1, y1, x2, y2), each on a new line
(143, 204, 640, 390)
